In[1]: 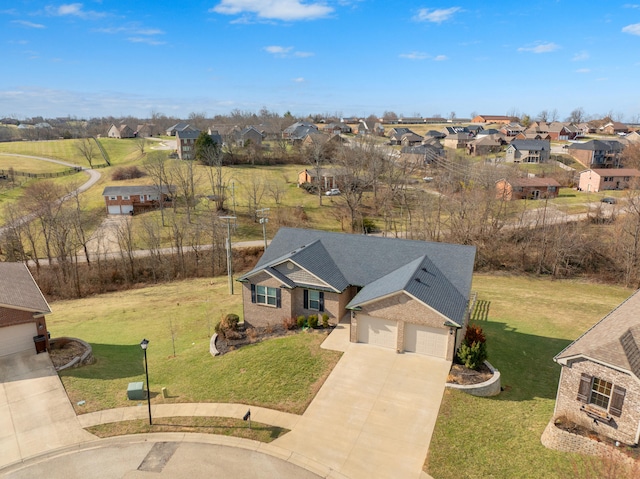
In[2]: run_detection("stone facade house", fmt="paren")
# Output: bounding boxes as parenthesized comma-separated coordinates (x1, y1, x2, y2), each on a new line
(578, 168, 640, 192)
(505, 139, 551, 163)
(166, 122, 196, 136)
(552, 290, 640, 446)
(107, 124, 135, 139)
(467, 135, 504, 156)
(495, 177, 561, 200)
(237, 228, 476, 360)
(0, 263, 52, 357)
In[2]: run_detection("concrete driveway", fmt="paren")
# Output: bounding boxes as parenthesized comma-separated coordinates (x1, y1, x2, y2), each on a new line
(273, 337, 451, 479)
(0, 350, 93, 468)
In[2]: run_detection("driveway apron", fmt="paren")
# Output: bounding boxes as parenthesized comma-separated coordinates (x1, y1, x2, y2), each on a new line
(273, 343, 451, 479)
(0, 351, 94, 467)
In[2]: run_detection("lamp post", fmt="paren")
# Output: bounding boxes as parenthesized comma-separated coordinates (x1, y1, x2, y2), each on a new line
(140, 338, 152, 425)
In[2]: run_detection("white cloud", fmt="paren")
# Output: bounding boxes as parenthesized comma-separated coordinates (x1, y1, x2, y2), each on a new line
(293, 77, 305, 83)
(95, 25, 164, 36)
(414, 7, 460, 23)
(211, 0, 333, 21)
(434, 55, 447, 61)
(12, 20, 46, 28)
(47, 3, 105, 19)
(127, 37, 166, 46)
(623, 4, 640, 8)
(572, 51, 589, 61)
(400, 51, 429, 60)
(575, 68, 591, 74)
(622, 23, 640, 35)
(517, 42, 559, 53)
(264, 45, 313, 57)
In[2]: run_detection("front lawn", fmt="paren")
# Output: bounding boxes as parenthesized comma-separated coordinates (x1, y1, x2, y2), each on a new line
(426, 274, 632, 478)
(47, 277, 342, 415)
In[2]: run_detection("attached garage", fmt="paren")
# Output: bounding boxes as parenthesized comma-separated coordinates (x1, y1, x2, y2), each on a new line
(404, 323, 448, 358)
(0, 322, 37, 357)
(357, 315, 397, 350)
(107, 204, 133, 215)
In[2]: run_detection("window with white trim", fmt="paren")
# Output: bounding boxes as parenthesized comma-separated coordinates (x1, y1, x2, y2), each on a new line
(256, 285, 278, 306)
(590, 377, 612, 409)
(577, 373, 626, 417)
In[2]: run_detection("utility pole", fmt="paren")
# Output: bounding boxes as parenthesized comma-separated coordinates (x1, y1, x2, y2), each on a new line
(220, 216, 236, 295)
(256, 208, 270, 251)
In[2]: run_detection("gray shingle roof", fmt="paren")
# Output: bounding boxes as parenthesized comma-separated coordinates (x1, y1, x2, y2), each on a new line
(101, 185, 175, 197)
(0, 263, 51, 313)
(239, 228, 476, 325)
(555, 290, 640, 379)
(509, 139, 550, 151)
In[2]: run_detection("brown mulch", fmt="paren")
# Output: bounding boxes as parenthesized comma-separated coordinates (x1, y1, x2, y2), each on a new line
(49, 339, 88, 369)
(215, 324, 333, 355)
(446, 362, 493, 385)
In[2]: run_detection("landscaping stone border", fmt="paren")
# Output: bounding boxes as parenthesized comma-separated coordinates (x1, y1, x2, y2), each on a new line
(541, 420, 636, 467)
(209, 333, 220, 356)
(54, 337, 93, 371)
(445, 360, 501, 397)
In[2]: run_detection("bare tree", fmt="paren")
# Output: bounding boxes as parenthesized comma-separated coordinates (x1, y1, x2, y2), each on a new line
(143, 151, 171, 226)
(566, 107, 585, 123)
(171, 159, 199, 223)
(134, 137, 147, 157)
(244, 175, 266, 221)
(75, 138, 96, 168)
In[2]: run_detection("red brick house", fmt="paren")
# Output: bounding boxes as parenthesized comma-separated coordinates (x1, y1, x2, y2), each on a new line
(102, 185, 174, 215)
(496, 177, 561, 200)
(0, 263, 51, 357)
(552, 290, 640, 446)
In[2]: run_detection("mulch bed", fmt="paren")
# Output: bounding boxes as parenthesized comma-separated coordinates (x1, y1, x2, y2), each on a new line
(215, 323, 333, 355)
(446, 362, 493, 385)
(49, 338, 89, 369)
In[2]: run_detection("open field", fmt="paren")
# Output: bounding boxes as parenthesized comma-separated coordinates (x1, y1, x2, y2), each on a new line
(427, 273, 633, 479)
(47, 277, 342, 416)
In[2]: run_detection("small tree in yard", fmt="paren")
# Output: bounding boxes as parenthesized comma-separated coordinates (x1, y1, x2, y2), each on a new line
(457, 324, 487, 370)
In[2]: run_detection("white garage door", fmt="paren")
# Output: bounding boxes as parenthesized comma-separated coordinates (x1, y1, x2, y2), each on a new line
(0, 323, 37, 357)
(404, 323, 448, 358)
(357, 315, 397, 350)
(107, 205, 121, 214)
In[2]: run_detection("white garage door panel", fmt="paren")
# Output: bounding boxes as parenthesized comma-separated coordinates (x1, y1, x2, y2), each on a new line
(404, 323, 448, 358)
(0, 323, 37, 357)
(121, 205, 134, 214)
(108, 205, 121, 215)
(357, 315, 397, 350)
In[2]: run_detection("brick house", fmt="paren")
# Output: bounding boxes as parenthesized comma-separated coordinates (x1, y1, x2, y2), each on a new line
(102, 185, 174, 215)
(107, 124, 135, 139)
(567, 140, 625, 168)
(552, 290, 640, 446)
(0, 263, 51, 357)
(237, 228, 476, 360)
(471, 115, 517, 124)
(297, 168, 340, 190)
(578, 168, 640, 192)
(495, 177, 561, 200)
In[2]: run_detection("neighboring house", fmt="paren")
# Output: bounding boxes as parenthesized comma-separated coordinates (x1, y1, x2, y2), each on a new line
(471, 115, 517, 124)
(0, 263, 52, 357)
(442, 126, 470, 135)
(443, 131, 474, 149)
(600, 121, 629, 136)
(552, 289, 640, 446)
(107, 124, 135, 139)
(467, 135, 504, 156)
(578, 168, 640, 192)
(297, 168, 339, 190)
(625, 131, 640, 144)
(238, 228, 476, 360)
(401, 141, 444, 164)
(400, 132, 424, 147)
(102, 185, 174, 215)
(505, 139, 551, 163)
(424, 130, 446, 140)
(283, 122, 318, 141)
(166, 122, 196, 136)
(322, 122, 352, 135)
(496, 177, 561, 200)
(500, 123, 525, 137)
(515, 132, 551, 141)
(135, 124, 160, 137)
(567, 140, 625, 168)
(466, 125, 484, 135)
(548, 122, 580, 141)
(233, 126, 263, 147)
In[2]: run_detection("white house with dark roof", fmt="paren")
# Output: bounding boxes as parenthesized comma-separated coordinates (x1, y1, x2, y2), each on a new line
(238, 228, 476, 360)
(0, 263, 52, 356)
(505, 139, 551, 163)
(552, 289, 640, 445)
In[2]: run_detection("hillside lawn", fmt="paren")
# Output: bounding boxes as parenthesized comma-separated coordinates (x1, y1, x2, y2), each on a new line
(426, 273, 633, 479)
(48, 277, 342, 416)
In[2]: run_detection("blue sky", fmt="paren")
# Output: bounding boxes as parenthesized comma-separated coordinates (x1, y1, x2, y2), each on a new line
(2, 1, 640, 121)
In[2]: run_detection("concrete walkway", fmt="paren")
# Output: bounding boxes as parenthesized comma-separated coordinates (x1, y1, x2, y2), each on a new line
(0, 351, 94, 468)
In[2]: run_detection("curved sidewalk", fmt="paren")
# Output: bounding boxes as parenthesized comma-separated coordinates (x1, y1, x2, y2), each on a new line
(78, 402, 301, 431)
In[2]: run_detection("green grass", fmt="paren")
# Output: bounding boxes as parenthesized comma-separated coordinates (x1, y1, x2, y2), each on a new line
(0, 154, 74, 174)
(48, 278, 342, 416)
(87, 416, 288, 442)
(426, 274, 632, 479)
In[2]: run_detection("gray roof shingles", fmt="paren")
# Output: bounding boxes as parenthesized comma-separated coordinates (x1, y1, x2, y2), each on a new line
(0, 263, 51, 313)
(239, 228, 476, 325)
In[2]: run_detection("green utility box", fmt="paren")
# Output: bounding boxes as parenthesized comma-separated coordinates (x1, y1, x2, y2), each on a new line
(127, 381, 145, 400)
